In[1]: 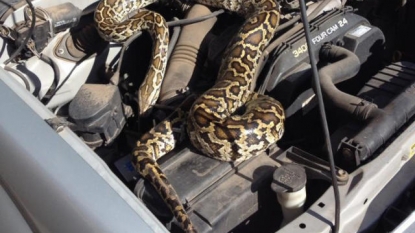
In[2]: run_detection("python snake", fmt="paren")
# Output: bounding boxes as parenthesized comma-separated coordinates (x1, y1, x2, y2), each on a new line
(95, 0, 285, 232)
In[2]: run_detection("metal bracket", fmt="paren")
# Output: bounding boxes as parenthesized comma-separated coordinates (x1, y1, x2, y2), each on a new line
(274, 146, 349, 185)
(44, 117, 72, 133)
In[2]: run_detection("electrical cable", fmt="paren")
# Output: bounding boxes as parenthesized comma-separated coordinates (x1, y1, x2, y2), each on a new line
(3, 0, 36, 65)
(298, 0, 341, 232)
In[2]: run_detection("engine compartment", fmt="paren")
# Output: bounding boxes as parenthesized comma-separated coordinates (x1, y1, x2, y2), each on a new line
(1, 0, 415, 232)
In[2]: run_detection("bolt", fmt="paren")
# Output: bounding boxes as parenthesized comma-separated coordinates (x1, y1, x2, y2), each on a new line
(336, 169, 346, 177)
(56, 125, 65, 133)
(177, 87, 189, 94)
(342, 147, 354, 160)
(57, 48, 64, 55)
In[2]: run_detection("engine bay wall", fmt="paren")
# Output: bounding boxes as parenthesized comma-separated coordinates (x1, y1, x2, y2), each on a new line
(0, 69, 168, 233)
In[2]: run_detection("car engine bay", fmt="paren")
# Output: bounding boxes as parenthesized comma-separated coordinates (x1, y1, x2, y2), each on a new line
(1, 0, 415, 232)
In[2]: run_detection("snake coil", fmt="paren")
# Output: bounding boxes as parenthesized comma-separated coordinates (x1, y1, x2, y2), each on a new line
(95, 0, 285, 232)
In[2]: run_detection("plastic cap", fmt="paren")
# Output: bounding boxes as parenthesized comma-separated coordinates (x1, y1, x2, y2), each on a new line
(271, 164, 307, 193)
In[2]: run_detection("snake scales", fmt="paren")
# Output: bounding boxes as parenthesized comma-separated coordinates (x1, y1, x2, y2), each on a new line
(95, 0, 285, 232)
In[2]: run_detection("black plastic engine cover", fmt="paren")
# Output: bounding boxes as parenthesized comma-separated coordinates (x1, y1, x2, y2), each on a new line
(265, 7, 384, 100)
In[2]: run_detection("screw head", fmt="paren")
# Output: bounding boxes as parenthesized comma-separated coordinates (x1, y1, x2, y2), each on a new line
(57, 48, 64, 55)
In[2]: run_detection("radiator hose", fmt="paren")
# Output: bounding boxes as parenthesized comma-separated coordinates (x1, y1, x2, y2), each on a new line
(319, 44, 379, 121)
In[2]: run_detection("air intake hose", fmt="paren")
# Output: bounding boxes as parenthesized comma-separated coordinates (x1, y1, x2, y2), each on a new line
(158, 4, 217, 103)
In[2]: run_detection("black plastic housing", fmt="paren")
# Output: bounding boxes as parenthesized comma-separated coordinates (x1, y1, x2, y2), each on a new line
(132, 146, 283, 233)
(129, 145, 347, 232)
(41, 2, 81, 34)
(14, 19, 50, 52)
(69, 84, 126, 148)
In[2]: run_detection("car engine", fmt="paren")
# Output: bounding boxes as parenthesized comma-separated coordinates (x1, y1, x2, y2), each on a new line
(1, 0, 415, 232)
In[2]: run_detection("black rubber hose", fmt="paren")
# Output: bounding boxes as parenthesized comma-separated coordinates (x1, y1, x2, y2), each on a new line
(319, 44, 378, 121)
(4, 0, 36, 65)
(44, 56, 89, 105)
(40, 54, 60, 105)
(4, 65, 30, 90)
(298, 0, 341, 232)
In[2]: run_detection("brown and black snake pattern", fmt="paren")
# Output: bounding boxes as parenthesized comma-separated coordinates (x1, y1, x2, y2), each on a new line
(95, 0, 169, 115)
(95, 0, 285, 232)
